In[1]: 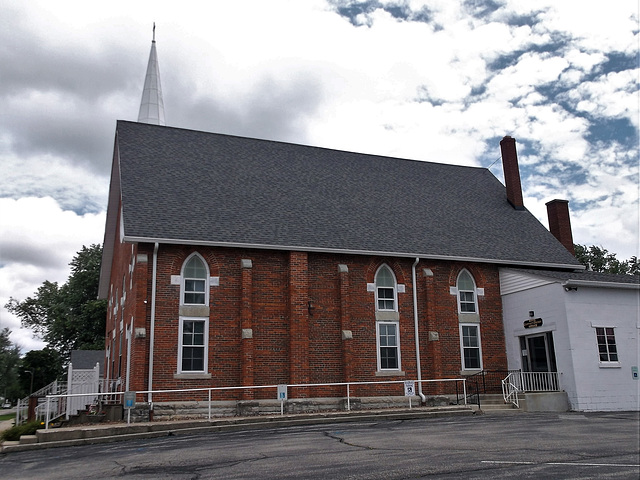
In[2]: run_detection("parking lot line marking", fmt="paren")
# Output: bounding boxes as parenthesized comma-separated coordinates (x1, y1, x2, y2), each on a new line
(546, 462, 640, 467)
(482, 461, 639, 468)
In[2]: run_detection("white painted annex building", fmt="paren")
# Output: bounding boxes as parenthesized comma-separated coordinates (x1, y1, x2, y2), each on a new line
(500, 268, 639, 412)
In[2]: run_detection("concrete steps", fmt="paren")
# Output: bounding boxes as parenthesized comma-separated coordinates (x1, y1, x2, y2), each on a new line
(478, 394, 524, 412)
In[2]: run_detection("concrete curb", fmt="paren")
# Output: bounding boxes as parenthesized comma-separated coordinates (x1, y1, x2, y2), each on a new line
(1, 406, 478, 453)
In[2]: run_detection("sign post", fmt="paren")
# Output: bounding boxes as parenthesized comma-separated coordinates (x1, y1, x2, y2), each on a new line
(277, 384, 287, 415)
(123, 391, 136, 424)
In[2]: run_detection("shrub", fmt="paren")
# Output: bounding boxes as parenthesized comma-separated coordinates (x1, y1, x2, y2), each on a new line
(1, 421, 45, 441)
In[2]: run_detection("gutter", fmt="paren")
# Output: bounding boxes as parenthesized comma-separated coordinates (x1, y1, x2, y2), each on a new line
(412, 257, 426, 404)
(562, 279, 640, 290)
(148, 242, 159, 403)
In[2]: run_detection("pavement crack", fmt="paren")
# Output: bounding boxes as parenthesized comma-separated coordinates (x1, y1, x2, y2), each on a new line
(324, 431, 375, 450)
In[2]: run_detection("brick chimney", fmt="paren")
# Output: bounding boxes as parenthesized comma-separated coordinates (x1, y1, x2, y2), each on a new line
(546, 199, 575, 255)
(500, 136, 525, 210)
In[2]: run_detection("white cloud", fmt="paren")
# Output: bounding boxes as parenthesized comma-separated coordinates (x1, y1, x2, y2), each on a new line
(0, 197, 105, 351)
(571, 69, 640, 127)
(0, 0, 638, 349)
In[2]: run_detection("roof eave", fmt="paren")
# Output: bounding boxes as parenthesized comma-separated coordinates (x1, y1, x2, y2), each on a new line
(122, 235, 582, 270)
(98, 136, 122, 299)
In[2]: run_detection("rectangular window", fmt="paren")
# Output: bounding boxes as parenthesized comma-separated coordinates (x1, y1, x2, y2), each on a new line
(459, 291, 476, 313)
(179, 318, 208, 373)
(595, 327, 618, 362)
(377, 287, 395, 310)
(377, 321, 400, 370)
(460, 324, 482, 370)
(184, 279, 206, 304)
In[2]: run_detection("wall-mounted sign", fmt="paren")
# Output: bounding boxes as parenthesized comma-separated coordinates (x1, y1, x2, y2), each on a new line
(524, 318, 543, 329)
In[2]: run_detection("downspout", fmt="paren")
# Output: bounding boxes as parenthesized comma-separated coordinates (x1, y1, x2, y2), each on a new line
(147, 242, 159, 404)
(125, 322, 132, 392)
(412, 257, 426, 404)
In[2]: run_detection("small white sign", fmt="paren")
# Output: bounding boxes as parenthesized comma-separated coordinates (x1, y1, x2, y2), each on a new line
(404, 380, 415, 397)
(277, 384, 288, 401)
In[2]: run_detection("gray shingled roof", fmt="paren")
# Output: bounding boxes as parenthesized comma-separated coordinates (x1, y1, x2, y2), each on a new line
(70, 350, 104, 374)
(111, 121, 580, 268)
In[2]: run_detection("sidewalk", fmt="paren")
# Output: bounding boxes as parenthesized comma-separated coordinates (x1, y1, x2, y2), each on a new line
(1, 405, 478, 453)
(0, 419, 14, 433)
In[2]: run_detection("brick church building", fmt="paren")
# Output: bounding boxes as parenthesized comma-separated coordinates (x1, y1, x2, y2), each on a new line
(97, 34, 581, 408)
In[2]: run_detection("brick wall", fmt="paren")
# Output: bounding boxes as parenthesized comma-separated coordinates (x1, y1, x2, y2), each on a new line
(105, 238, 507, 401)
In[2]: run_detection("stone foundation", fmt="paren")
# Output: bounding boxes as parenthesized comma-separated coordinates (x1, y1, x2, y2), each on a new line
(128, 395, 458, 422)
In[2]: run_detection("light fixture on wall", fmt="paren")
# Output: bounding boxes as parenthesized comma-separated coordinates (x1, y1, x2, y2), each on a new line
(308, 300, 315, 316)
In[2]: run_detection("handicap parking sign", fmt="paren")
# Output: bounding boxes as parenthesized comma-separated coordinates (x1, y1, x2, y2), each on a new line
(404, 381, 415, 397)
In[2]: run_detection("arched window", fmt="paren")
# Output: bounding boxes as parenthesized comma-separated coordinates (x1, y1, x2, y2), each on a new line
(181, 254, 209, 305)
(457, 270, 477, 314)
(375, 265, 397, 311)
(374, 265, 400, 371)
(178, 253, 210, 374)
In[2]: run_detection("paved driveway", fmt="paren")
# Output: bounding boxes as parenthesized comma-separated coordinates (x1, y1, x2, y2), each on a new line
(1, 411, 638, 479)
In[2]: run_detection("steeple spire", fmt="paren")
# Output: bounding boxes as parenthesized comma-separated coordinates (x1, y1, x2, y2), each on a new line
(138, 23, 165, 125)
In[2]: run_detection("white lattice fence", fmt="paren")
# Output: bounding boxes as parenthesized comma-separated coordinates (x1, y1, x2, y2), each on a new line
(66, 363, 100, 418)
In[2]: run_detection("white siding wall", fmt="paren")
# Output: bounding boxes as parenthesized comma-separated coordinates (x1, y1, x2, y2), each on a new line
(501, 281, 576, 404)
(564, 287, 639, 411)
(500, 269, 640, 412)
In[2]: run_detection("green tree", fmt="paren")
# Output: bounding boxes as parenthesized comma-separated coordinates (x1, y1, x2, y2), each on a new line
(0, 328, 22, 402)
(18, 348, 63, 394)
(574, 244, 639, 275)
(5, 244, 107, 363)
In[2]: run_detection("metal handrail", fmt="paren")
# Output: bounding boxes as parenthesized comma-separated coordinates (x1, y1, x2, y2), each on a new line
(502, 371, 561, 408)
(43, 377, 468, 429)
(501, 373, 520, 408)
(15, 380, 64, 426)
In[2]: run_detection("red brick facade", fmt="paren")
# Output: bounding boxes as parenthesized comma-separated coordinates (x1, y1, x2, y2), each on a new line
(104, 209, 508, 402)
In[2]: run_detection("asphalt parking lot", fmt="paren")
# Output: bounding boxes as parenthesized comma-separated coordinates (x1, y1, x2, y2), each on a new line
(1, 411, 638, 479)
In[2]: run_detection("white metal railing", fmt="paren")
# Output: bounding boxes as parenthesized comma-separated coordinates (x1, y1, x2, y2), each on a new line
(15, 380, 65, 426)
(519, 371, 560, 392)
(502, 371, 561, 407)
(502, 373, 520, 408)
(42, 378, 468, 429)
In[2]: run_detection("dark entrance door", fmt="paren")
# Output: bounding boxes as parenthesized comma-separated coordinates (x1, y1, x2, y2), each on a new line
(520, 332, 558, 390)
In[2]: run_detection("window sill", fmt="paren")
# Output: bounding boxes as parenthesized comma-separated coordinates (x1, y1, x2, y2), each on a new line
(174, 372, 212, 379)
(459, 369, 482, 376)
(598, 363, 621, 369)
(375, 370, 405, 377)
(375, 311, 399, 321)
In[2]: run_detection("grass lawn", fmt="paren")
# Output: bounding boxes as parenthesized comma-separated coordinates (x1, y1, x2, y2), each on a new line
(0, 412, 15, 421)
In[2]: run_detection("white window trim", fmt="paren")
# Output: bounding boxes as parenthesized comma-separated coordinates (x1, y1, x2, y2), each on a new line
(459, 323, 483, 371)
(180, 253, 210, 306)
(456, 269, 478, 314)
(376, 320, 401, 372)
(177, 316, 209, 374)
(375, 264, 398, 312)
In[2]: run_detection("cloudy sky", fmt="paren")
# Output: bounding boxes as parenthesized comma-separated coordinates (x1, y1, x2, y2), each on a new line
(1, 0, 638, 352)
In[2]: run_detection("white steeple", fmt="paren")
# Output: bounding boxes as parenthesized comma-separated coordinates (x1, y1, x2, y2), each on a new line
(138, 23, 165, 125)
